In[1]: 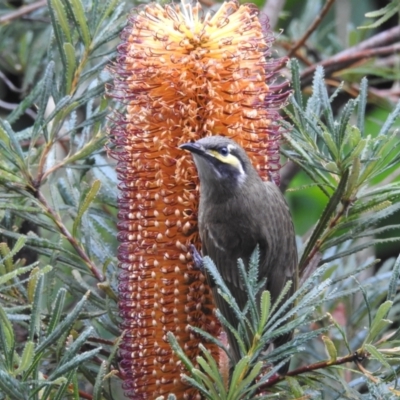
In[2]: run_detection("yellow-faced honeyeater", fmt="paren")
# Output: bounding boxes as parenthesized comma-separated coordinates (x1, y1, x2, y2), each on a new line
(181, 136, 298, 368)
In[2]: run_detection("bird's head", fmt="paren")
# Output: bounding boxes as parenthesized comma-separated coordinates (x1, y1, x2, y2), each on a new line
(180, 136, 255, 192)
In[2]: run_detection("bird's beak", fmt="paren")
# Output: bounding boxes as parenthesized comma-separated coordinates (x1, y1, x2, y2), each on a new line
(179, 142, 206, 156)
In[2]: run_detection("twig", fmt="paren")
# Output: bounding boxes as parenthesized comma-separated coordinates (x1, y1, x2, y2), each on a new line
(259, 351, 366, 389)
(0, 0, 47, 24)
(297, 43, 400, 91)
(36, 190, 105, 282)
(288, 0, 336, 58)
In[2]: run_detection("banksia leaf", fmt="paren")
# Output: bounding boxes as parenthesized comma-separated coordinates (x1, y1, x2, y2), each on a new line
(109, 1, 289, 398)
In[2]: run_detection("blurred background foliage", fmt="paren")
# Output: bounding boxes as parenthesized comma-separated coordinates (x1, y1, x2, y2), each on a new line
(0, 0, 399, 399)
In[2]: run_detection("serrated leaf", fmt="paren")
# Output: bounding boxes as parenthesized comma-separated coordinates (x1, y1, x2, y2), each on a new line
(63, 43, 76, 94)
(49, 0, 71, 43)
(28, 274, 44, 341)
(73, 179, 101, 237)
(0, 304, 15, 370)
(27, 266, 40, 302)
(234, 361, 263, 398)
(195, 357, 222, 398)
(227, 356, 250, 398)
(69, 0, 91, 48)
(46, 288, 67, 335)
(15, 341, 35, 375)
(93, 360, 107, 400)
(285, 376, 304, 397)
(166, 332, 195, 374)
(387, 253, 400, 303)
(258, 291, 271, 335)
(0, 264, 35, 286)
(24, 291, 90, 378)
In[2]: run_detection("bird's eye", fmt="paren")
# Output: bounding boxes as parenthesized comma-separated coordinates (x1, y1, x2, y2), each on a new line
(219, 147, 229, 156)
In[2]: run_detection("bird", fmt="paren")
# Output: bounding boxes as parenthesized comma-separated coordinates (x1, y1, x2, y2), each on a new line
(180, 135, 298, 369)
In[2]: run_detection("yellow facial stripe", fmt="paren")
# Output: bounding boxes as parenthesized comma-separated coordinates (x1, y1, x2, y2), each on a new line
(208, 150, 243, 171)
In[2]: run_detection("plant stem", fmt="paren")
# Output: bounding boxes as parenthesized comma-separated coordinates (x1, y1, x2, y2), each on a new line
(259, 351, 366, 390)
(36, 190, 105, 282)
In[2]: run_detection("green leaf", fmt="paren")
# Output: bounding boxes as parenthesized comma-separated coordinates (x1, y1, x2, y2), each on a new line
(15, 341, 35, 375)
(27, 266, 40, 303)
(0, 304, 15, 370)
(28, 274, 44, 341)
(46, 288, 67, 335)
(322, 335, 337, 361)
(299, 168, 350, 271)
(387, 253, 400, 303)
(93, 361, 107, 400)
(24, 291, 90, 378)
(49, 0, 72, 43)
(166, 332, 196, 374)
(73, 179, 101, 237)
(63, 43, 76, 93)
(364, 301, 393, 344)
(258, 291, 271, 335)
(364, 343, 392, 371)
(0, 264, 35, 286)
(69, 0, 91, 48)
(227, 356, 250, 399)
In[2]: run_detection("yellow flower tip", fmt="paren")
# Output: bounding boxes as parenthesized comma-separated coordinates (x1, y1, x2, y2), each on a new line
(109, 1, 289, 398)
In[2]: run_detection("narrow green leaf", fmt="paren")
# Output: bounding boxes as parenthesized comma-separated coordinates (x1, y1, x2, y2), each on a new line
(183, 370, 212, 398)
(234, 362, 263, 398)
(322, 335, 337, 361)
(0, 304, 15, 370)
(59, 327, 94, 365)
(28, 274, 44, 341)
(46, 288, 67, 335)
(195, 357, 222, 398)
(63, 43, 76, 93)
(198, 344, 226, 396)
(52, 369, 76, 400)
(299, 168, 350, 271)
(343, 156, 360, 200)
(166, 332, 196, 374)
(69, 0, 91, 48)
(93, 361, 107, 400)
(0, 265, 35, 286)
(387, 253, 400, 303)
(73, 179, 101, 237)
(227, 356, 250, 399)
(364, 343, 392, 371)
(49, 0, 71, 43)
(24, 292, 90, 379)
(364, 301, 393, 344)
(27, 266, 40, 303)
(0, 370, 26, 399)
(357, 78, 368, 132)
(49, 348, 101, 381)
(15, 341, 35, 375)
(0, 120, 26, 171)
(258, 290, 271, 335)
(285, 376, 305, 398)
(322, 130, 339, 161)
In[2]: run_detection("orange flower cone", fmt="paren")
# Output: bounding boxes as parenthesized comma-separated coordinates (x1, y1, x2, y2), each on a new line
(109, 1, 289, 398)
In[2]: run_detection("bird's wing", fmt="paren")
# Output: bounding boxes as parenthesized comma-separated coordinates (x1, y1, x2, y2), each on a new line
(260, 181, 298, 303)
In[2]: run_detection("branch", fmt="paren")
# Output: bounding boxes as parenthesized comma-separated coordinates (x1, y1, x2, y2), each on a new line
(0, 0, 47, 24)
(259, 351, 366, 389)
(36, 190, 105, 282)
(287, 0, 336, 58)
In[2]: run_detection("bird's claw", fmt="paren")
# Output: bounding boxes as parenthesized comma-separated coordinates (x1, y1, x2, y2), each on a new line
(189, 244, 204, 272)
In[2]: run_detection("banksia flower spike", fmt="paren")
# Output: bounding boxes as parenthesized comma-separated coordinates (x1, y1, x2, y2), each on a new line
(109, 0, 289, 398)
